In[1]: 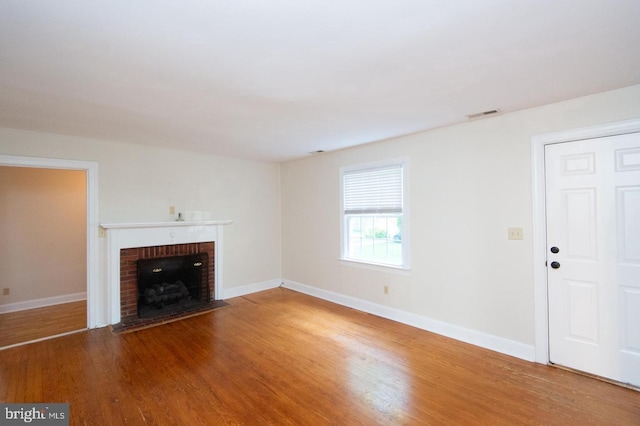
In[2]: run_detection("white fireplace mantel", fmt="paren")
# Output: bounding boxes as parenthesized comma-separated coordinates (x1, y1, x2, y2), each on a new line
(101, 220, 231, 325)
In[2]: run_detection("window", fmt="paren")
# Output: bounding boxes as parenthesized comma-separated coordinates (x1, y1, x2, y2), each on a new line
(341, 160, 408, 269)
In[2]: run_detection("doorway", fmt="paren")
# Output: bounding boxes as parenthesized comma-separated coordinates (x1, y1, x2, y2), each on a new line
(0, 166, 87, 347)
(0, 155, 99, 345)
(532, 118, 640, 387)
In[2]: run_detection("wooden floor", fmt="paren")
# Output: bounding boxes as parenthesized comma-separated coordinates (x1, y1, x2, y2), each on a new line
(0, 300, 86, 348)
(0, 289, 638, 425)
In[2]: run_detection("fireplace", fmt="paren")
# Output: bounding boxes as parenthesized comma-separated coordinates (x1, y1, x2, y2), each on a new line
(119, 242, 214, 325)
(101, 220, 231, 328)
(137, 252, 209, 319)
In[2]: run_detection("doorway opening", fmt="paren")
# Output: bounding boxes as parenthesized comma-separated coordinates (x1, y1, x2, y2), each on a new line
(0, 155, 98, 349)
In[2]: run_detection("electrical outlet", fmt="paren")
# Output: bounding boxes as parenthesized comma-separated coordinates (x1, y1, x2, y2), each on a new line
(3, 288, 9, 296)
(508, 227, 524, 240)
(169, 206, 176, 215)
(98, 227, 106, 238)
(384, 285, 389, 295)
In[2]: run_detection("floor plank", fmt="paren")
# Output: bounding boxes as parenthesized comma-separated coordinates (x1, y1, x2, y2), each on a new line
(0, 300, 86, 348)
(0, 289, 638, 425)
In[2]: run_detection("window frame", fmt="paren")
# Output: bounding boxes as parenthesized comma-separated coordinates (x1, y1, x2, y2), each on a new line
(339, 158, 410, 271)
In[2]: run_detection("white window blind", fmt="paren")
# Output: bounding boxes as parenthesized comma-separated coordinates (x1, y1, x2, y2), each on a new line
(343, 164, 403, 215)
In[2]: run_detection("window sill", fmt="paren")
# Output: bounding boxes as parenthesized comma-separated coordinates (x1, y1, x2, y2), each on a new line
(339, 258, 411, 275)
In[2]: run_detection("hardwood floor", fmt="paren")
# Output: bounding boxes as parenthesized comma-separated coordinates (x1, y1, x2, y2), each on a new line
(0, 300, 86, 348)
(0, 288, 638, 425)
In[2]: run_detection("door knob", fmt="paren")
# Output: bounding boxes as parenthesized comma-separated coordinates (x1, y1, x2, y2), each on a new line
(550, 246, 560, 254)
(550, 261, 561, 269)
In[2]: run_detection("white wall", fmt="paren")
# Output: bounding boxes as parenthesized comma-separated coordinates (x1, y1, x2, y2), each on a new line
(281, 84, 640, 350)
(0, 129, 282, 298)
(1, 84, 639, 351)
(0, 167, 86, 305)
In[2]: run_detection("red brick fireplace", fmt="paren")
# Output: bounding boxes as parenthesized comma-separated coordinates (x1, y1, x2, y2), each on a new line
(119, 242, 214, 324)
(101, 220, 231, 329)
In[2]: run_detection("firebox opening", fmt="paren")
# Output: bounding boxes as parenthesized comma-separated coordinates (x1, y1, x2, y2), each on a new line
(136, 253, 209, 319)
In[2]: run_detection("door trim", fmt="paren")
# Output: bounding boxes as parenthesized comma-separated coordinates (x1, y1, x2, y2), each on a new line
(531, 118, 640, 364)
(0, 155, 100, 328)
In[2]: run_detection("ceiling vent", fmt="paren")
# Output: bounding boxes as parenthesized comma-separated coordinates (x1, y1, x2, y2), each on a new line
(467, 109, 500, 120)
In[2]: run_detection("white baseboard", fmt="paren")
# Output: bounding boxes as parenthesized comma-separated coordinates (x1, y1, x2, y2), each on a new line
(222, 279, 282, 300)
(0, 292, 87, 314)
(282, 280, 536, 362)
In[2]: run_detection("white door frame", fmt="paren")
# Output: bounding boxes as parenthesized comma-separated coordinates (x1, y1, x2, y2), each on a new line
(0, 155, 100, 328)
(531, 118, 640, 364)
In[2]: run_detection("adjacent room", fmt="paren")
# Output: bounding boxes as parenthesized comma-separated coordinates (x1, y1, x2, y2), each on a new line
(0, 166, 87, 345)
(1, 1, 639, 424)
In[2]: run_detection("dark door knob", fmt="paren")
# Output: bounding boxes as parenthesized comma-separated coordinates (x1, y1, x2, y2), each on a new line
(550, 246, 559, 254)
(550, 261, 561, 269)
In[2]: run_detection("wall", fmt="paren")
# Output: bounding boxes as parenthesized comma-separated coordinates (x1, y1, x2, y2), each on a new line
(2, 84, 638, 348)
(0, 166, 86, 306)
(281, 84, 640, 354)
(0, 130, 282, 307)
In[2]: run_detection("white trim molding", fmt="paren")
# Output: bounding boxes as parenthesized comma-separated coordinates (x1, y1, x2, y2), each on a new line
(0, 292, 87, 314)
(213, 278, 534, 360)
(530, 118, 640, 364)
(0, 155, 99, 328)
(282, 280, 536, 362)
(222, 279, 282, 299)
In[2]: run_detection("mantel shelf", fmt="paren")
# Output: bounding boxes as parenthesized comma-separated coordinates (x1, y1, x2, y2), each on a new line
(100, 220, 232, 229)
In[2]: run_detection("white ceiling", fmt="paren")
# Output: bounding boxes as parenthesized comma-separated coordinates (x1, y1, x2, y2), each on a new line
(1, 1, 639, 162)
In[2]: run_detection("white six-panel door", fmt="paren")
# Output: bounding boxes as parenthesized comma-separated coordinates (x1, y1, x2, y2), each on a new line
(545, 132, 640, 387)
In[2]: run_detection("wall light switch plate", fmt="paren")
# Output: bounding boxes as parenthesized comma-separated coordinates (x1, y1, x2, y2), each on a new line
(508, 227, 523, 240)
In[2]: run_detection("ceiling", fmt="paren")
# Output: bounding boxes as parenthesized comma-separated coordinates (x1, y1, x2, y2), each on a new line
(1, 1, 639, 162)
